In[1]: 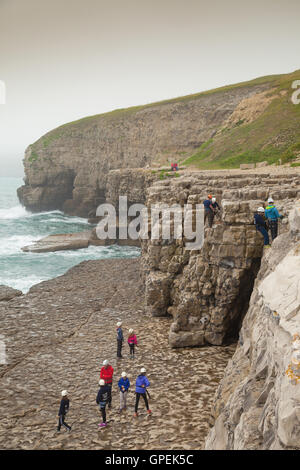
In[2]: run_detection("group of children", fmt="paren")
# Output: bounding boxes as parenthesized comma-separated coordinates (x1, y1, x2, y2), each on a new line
(57, 322, 151, 431)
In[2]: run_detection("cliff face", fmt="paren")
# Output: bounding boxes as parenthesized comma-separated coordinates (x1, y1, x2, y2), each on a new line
(205, 203, 300, 449)
(141, 171, 300, 347)
(17, 83, 270, 216)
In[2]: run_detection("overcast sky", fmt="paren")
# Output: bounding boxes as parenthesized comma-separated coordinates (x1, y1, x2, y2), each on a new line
(0, 0, 299, 176)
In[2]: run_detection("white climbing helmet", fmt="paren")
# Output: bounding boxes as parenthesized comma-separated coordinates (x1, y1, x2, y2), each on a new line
(121, 371, 127, 377)
(61, 390, 68, 397)
(99, 379, 105, 386)
(103, 359, 109, 366)
(257, 207, 265, 213)
(268, 197, 274, 204)
(212, 197, 216, 203)
(117, 321, 122, 327)
(129, 328, 134, 334)
(140, 367, 146, 373)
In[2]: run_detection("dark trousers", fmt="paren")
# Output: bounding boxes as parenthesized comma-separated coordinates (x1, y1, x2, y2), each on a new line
(269, 219, 278, 241)
(100, 405, 107, 423)
(117, 339, 123, 357)
(129, 343, 135, 356)
(57, 414, 71, 431)
(257, 226, 270, 245)
(204, 209, 214, 228)
(135, 392, 149, 412)
(107, 383, 112, 407)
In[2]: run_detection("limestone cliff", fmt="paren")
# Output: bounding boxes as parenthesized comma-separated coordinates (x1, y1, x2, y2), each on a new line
(141, 171, 300, 347)
(17, 82, 271, 216)
(205, 203, 300, 449)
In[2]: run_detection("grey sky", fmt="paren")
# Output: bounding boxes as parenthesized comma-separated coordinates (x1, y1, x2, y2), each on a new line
(0, 0, 299, 176)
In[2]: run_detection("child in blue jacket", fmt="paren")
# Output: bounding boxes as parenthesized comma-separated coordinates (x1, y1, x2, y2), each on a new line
(265, 197, 283, 241)
(118, 371, 130, 413)
(134, 367, 151, 417)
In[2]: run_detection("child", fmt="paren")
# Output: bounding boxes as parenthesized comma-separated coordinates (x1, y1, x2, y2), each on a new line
(116, 321, 124, 358)
(96, 379, 112, 428)
(118, 371, 130, 413)
(57, 390, 71, 432)
(134, 367, 151, 417)
(100, 359, 114, 408)
(128, 328, 138, 359)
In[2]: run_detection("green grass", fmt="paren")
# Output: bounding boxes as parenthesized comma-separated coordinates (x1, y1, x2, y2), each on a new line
(183, 70, 300, 169)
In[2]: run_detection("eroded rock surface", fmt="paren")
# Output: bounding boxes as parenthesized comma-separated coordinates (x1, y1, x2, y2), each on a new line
(0, 259, 234, 450)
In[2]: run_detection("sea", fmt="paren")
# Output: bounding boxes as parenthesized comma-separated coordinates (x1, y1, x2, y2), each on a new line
(0, 176, 140, 293)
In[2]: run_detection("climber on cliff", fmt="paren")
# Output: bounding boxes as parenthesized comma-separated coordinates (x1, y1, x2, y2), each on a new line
(116, 321, 124, 358)
(254, 207, 270, 246)
(211, 197, 221, 222)
(203, 194, 214, 228)
(100, 360, 114, 408)
(96, 379, 112, 427)
(264, 197, 283, 241)
(134, 367, 151, 417)
(57, 390, 71, 432)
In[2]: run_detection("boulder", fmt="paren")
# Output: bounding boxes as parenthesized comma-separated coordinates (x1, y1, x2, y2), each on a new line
(0, 285, 23, 301)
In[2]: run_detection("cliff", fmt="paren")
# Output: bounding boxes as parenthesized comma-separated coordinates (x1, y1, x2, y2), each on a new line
(205, 202, 300, 449)
(17, 70, 300, 217)
(141, 170, 300, 348)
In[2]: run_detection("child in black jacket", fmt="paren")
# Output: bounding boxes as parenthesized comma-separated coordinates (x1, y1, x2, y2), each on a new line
(57, 390, 71, 432)
(96, 379, 112, 428)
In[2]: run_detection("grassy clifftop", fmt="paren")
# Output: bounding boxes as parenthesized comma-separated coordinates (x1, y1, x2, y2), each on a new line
(183, 70, 300, 169)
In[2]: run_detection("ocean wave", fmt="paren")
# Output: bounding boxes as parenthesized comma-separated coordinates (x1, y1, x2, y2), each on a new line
(0, 205, 30, 220)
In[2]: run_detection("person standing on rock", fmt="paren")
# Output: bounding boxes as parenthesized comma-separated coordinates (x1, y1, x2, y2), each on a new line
(128, 328, 138, 359)
(96, 379, 111, 428)
(265, 197, 283, 241)
(211, 197, 221, 222)
(134, 367, 151, 417)
(100, 360, 114, 408)
(118, 371, 130, 413)
(57, 390, 71, 432)
(203, 194, 214, 228)
(254, 207, 270, 246)
(116, 321, 124, 358)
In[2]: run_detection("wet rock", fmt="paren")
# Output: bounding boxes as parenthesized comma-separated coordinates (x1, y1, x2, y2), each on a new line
(0, 285, 23, 301)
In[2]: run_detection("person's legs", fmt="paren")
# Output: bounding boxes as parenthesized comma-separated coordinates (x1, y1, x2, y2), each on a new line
(135, 393, 140, 413)
(100, 405, 106, 423)
(270, 220, 278, 240)
(117, 340, 122, 358)
(60, 414, 71, 431)
(120, 391, 125, 410)
(258, 226, 270, 245)
(123, 391, 127, 409)
(208, 210, 214, 228)
(107, 384, 112, 407)
(141, 393, 149, 410)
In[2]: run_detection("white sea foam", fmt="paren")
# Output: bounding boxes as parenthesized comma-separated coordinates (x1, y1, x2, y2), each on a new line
(0, 205, 29, 220)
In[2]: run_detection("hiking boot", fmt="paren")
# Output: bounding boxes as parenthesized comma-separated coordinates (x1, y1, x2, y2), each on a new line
(118, 409, 122, 414)
(147, 409, 152, 415)
(99, 422, 107, 427)
(134, 412, 138, 418)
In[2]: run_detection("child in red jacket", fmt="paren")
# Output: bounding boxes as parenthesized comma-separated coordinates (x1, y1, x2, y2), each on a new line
(128, 329, 138, 359)
(100, 360, 114, 408)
